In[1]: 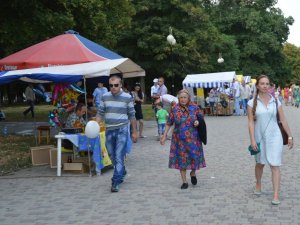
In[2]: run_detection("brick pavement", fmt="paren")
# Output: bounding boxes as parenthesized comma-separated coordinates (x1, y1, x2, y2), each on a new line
(0, 106, 299, 225)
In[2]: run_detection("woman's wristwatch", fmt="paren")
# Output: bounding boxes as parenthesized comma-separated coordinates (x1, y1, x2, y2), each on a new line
(288, 136, 293, 140)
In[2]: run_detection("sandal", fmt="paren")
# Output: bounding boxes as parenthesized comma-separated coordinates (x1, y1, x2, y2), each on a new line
(190, 171, 197, 185)
(271, 199, 280, 205)
(181, 183, 188, 189)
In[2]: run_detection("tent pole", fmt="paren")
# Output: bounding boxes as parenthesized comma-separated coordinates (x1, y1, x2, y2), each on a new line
(83, 77, 88, 123)
(33, 111, 38, 146)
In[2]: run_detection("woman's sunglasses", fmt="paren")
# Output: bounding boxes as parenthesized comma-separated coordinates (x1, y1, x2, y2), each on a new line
(109, 84, 119, 88)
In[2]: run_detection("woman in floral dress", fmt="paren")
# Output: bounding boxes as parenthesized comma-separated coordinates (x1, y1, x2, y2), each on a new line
(160, 89, 206, 189)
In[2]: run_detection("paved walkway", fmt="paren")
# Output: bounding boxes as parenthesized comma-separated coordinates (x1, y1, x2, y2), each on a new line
(0, 106, 299, 225)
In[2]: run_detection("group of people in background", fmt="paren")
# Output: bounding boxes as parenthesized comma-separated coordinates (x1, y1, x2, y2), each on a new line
(205, 78, 300, 117)
(19, 75, 295, 204)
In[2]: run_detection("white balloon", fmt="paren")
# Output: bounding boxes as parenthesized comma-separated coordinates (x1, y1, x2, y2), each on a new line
(85, 121, 100, 138)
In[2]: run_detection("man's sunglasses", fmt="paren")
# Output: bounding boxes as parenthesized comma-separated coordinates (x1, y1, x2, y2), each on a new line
(109, 84, 119, 88)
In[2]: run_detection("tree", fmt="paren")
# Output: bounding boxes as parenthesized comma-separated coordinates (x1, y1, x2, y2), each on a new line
(117, 0, 239, 94)
(208, 0, 293, 82)
(283, 43, 300, 84)
(0, 0, 74, 57)
(0, 0, 135, 58)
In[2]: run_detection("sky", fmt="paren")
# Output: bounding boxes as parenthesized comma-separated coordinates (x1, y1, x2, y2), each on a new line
(276, 0, 300, 47)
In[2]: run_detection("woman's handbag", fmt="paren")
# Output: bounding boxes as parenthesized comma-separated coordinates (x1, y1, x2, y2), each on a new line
(196, 107, 207, 145)
(248, 143, 261, 155)
(275, 100, 288, 145)
(197, 117, 207, 145)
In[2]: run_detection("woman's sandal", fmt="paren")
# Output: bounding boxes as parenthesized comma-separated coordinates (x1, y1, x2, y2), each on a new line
(181, 183, 188, 189)
(190, 171, 197, 185)
(253, 186, 262, 195)
(271, 199, 280, 205)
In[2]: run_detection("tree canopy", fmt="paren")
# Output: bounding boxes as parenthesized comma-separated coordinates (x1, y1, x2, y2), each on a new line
(0, 0, 298, 91)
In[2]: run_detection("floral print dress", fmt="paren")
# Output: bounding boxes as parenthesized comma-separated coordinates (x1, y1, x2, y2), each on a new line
(168, 103, 206, 170)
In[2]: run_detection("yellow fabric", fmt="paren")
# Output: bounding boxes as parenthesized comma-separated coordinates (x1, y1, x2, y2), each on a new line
(100, 131, 112, 167)
(196, 88, 204, 97)
(61, 147, 73, 153)
(236, 75, 244, 82)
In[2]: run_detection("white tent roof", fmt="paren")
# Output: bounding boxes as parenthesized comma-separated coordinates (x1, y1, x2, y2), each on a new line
(0, 58, 145, 84)
(182, 71, 236, 88)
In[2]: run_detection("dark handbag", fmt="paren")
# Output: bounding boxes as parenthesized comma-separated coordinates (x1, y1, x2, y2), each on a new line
(197, 116, 207, 145)
(275, 100, 288, 145)
(248, 143, 261, 155)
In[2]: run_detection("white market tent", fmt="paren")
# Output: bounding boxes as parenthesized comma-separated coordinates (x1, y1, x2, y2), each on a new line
(0, 58, 145, 85)
(182, 71, 236, 88)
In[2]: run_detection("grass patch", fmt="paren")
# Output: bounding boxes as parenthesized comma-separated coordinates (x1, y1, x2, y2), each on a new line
(0, 134, 57, 176)
(1, 104, 155, 122)
(0, 135, 35, 175)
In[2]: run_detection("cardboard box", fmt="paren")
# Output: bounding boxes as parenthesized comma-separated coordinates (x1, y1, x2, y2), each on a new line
(49, 148, 72, 169)
(63, 163, 85, 173)
(31, 145, 54, 166)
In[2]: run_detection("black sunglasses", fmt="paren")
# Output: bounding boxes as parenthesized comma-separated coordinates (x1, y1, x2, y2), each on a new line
(109, 84, 119, 88)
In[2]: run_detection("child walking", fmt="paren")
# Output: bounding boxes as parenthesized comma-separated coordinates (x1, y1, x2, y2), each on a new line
(156, 102, 169, 139)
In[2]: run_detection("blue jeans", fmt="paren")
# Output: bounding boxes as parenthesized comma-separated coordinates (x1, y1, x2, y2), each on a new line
(234, 97, 241, 115)
(106, 126, 128, 186)
(158, 123, 166, 135)
(242, 99, 248, 115)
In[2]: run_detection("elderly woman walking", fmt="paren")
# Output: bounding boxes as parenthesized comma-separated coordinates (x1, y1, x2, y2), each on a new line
(160, 89, 206, 189)
(247, 75, 293, 205)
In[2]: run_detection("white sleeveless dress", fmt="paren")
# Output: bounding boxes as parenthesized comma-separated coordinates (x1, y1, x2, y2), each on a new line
(248, 96, 283, 166)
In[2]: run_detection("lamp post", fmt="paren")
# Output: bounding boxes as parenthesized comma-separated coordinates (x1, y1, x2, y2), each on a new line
(217, 52, 224, 64)
(167, 27, 176, 95)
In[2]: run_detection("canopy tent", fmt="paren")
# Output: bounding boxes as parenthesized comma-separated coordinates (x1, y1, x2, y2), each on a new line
(182, 71, 236, 88)
(0, 30, 145, 85)
(0, 30, 123, 70)
(0, 58, 145, 85)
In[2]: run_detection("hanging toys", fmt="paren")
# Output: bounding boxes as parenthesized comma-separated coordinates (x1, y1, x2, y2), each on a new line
(52, 82, 84, 106)
(48, 109, 61, 128)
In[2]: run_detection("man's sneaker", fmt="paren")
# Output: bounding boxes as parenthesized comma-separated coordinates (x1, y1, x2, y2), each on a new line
(111, 184, 119, 192)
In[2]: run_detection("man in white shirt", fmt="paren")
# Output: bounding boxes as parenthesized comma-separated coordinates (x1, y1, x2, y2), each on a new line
(156, 94, 178, 109)
(151, 78, 159, 98)
(240, 80, 251, 115)
(232, 78, 241, 116)
(157, 77, 168, 96)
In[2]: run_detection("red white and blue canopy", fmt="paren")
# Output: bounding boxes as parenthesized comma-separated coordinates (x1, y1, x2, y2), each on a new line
(0, 30, 144, 84)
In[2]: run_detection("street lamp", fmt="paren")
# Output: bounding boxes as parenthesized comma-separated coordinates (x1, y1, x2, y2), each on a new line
(167, 27, 176, 95)
(217, 52, 224, 64)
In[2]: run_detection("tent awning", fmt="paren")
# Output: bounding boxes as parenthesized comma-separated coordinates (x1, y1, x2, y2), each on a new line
(0, 58, 145, 85)
(182, 71, 236, 88)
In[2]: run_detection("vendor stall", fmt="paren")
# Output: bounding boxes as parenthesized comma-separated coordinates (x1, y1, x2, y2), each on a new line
(0, 31, 144, 176)
(183, 71, 236, 115)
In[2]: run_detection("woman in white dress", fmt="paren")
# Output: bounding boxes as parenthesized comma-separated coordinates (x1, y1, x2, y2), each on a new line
(247, 75, 293, 205)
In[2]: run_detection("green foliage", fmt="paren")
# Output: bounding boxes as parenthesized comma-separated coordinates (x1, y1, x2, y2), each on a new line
(283, 43, 300, 84)
(0, 0, 135, 57)
(0, 0, 74, 56)
(117, 0, 239, 94)
(0, 0, 295, 90)
(208, 0, 293, 82)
